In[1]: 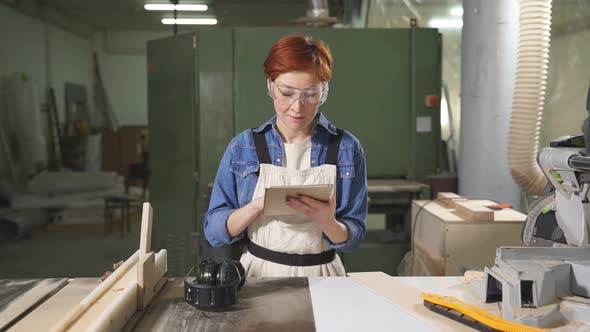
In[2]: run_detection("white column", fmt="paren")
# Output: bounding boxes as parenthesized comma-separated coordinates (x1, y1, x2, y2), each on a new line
(459, 0, 521, 209)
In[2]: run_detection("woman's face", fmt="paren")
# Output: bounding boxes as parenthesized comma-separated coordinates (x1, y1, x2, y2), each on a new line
(270, 71, 323, 134)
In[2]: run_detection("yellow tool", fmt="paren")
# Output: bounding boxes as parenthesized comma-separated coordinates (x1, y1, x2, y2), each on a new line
(421, 293, 546, 332)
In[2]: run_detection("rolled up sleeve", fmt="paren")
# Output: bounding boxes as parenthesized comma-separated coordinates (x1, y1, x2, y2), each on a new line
(203, 143, 245, 247)
(327, 149, 368, 252)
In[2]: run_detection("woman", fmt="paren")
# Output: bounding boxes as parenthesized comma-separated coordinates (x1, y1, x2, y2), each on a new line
(204, 35, 368, 277)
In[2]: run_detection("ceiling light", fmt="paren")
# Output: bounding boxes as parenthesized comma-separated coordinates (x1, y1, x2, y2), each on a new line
(428, 18, 463, 29)
(161, 18, 217, 25)
(145, 4, 208, 11)
(450, 7, 463, 16)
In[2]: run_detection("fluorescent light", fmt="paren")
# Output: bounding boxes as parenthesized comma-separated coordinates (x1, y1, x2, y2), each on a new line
(450, 7, 463, 16)
(428, 18, 463, 29)
(162, 18, 217, 25)
(176, 4, 207, 11)
(145, 4, 208, 11)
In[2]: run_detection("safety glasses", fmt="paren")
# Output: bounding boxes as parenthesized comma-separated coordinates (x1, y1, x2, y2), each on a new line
(268, 80, 329, 107)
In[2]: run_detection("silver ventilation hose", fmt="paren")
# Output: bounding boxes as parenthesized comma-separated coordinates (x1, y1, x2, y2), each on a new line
(508, 0, 552, 195)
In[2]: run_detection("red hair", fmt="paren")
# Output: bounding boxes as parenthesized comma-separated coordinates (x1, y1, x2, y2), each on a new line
(264, 35, 332, 82)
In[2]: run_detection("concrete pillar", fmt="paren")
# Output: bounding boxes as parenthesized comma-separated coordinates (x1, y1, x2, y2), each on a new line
(459, 0, 521, 209)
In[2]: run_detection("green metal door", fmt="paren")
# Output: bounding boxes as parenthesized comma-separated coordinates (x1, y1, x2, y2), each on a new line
(147, 34, 198, 276)
(194, 28, 237, 260)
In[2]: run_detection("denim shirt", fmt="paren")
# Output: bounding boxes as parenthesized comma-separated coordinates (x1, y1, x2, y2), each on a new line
(204, 112, 368, 253)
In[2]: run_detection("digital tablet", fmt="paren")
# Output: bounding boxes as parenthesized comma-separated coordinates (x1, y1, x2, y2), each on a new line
(263, 184, 334, 216)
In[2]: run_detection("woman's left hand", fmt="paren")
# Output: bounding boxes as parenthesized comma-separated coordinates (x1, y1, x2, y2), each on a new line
(286, 193, 337, 227)
(287, 193, 349, 244)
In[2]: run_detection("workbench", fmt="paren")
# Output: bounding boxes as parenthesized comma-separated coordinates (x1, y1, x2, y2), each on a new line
(367, 179, 425, 239)
(4, 272, 584, 332)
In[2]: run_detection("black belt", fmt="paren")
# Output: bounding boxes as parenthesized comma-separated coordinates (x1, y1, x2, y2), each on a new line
(247, 240, 336, 267)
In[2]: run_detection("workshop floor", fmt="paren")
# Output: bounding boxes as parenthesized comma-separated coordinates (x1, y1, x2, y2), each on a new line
(0, 216, 141, 279)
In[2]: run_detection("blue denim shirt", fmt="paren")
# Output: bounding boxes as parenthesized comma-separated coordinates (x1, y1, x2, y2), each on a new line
(204, 112, 368, 253)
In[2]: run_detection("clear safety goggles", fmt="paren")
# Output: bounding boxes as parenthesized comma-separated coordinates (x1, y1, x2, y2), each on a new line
(267, 80, 329, 107)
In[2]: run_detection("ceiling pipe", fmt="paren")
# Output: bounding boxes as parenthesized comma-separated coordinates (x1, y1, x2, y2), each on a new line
(307, 0, 330, 18)
(293, 0, 336, 27)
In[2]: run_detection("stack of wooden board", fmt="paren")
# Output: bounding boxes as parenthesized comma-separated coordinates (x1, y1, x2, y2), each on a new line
(436, 192, 494, 222)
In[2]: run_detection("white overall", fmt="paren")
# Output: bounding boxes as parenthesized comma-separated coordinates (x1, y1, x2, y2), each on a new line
(239, 139, 346, 277)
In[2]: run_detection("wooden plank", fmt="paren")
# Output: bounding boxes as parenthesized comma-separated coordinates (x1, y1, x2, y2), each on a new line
(86, 281, 137, 332)
(137, 253, 155, 310)
(65, 250, 166, 332)
(436, 192, 466, 209)
(453, 201, 495, 222)
(414, 200, 526, 224)
(139, 203, 152, 255)
(48, 250, 140, 332)
(436, 192, 461, 200)
(0, 278, 68, 331)
(137, 202, 158, 310)
(490, 207, 527, 222)
(9, 279, 100, 332)
(347, 272, 478, 332)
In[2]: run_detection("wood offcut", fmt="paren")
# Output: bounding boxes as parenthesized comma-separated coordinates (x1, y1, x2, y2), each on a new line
(436, 192, 467, 209)
(453, 201, 495, 222)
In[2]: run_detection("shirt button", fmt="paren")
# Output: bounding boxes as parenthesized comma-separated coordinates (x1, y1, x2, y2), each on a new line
(346, 172, 350, 176)
(276, 158, 281, 163)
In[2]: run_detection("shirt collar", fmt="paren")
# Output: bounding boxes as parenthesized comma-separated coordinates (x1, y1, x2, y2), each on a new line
(314, 112, 338, 135)
(253, 112, 338, 135)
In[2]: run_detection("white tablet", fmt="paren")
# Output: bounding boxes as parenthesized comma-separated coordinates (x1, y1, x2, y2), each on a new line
(263, 184, 334, 216)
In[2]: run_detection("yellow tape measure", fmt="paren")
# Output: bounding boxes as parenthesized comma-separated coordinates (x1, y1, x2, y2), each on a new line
(421, 293, 546, 332)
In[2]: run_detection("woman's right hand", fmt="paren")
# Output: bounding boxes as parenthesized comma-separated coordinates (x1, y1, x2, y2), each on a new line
(227, 196, 265, 239)
(250, 197, 264, 214)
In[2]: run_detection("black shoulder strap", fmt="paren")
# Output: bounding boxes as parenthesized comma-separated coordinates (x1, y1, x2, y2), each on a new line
(252, 129, 272, 164)
(325, 129, 344, 165)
